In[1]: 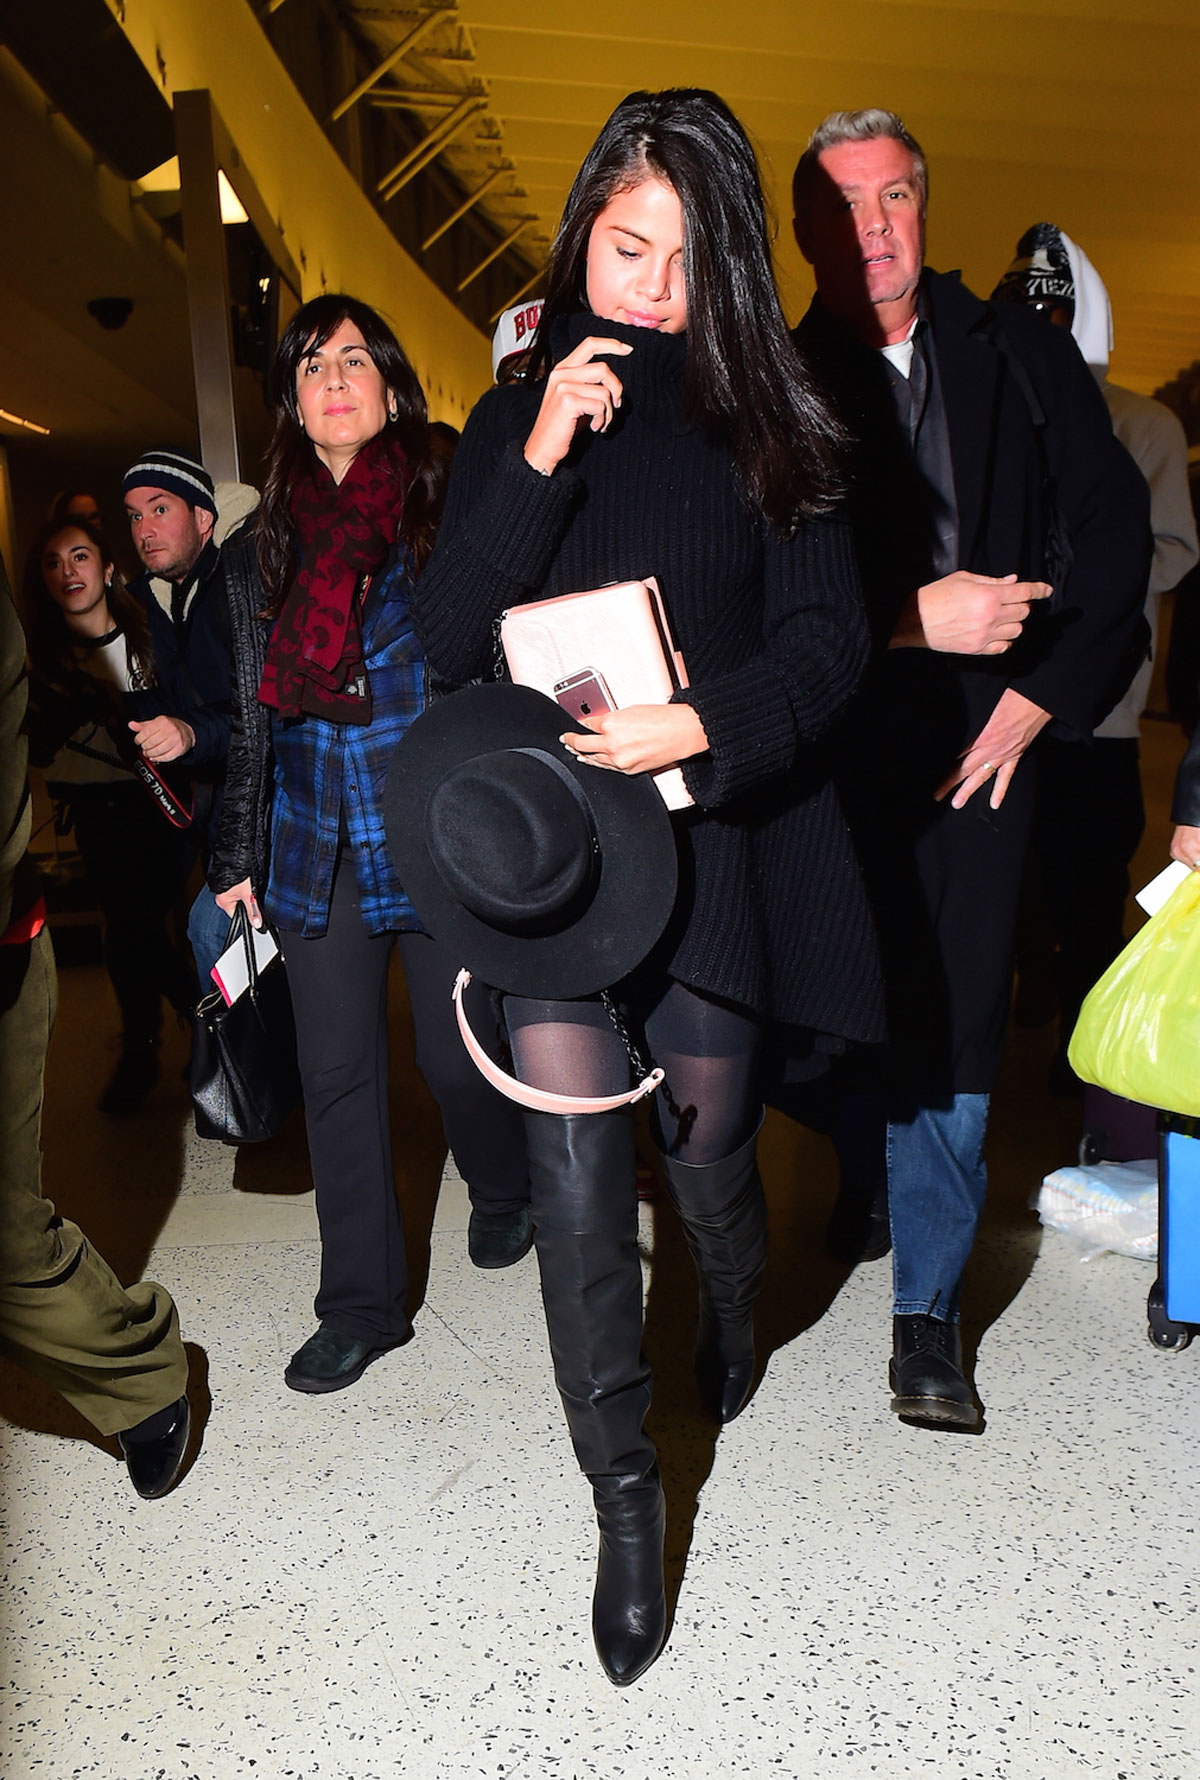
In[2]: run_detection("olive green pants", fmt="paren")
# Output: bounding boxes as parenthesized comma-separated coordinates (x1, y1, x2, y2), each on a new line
(0, 929, 188, 1438)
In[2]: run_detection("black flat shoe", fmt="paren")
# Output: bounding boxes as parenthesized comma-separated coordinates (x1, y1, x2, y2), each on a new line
(468, 1205, 534, 1270)
(119, 1395, 191, 1498)
(284, 1326, 394, 1394)
(889, 1314, 981, 1430)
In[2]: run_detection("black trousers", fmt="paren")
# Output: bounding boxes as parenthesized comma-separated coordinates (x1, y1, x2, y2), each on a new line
(66, 781, 196, 1042)
(842, 751, 1036, 1098)
(278, 860, 529, 1343)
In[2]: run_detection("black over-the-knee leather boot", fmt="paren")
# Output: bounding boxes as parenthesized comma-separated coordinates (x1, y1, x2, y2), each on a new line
(524, 1108, 666, 1687)
(656, 1122, 767, 1423)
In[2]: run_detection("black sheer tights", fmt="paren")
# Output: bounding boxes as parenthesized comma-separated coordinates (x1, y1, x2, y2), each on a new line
(505, 979, 761, 1165)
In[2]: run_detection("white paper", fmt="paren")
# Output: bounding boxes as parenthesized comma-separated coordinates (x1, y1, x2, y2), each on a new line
(1135, 859, 1191, 919)
(210, 922, 279, 1007)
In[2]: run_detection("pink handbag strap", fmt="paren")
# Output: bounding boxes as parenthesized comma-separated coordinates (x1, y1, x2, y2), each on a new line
(452, 970, 665, 1115)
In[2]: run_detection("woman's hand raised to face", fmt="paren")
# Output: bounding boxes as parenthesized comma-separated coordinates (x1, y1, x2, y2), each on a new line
(523, 338, 633, 476)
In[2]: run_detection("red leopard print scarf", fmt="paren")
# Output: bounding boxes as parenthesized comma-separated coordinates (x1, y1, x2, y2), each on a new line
(258, 432, 411, 724)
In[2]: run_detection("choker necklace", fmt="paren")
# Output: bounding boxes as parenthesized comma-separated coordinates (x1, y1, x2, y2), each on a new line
(79, 627, 120, 651)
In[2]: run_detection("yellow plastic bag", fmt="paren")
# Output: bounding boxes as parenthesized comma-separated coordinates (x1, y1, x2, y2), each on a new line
(1068, 870, 1200, 1116)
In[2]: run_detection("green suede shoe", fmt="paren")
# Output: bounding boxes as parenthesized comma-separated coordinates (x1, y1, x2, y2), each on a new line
(468, 1205, 534, 1270)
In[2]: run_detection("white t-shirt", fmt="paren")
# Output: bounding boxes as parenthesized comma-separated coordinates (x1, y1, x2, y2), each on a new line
(879, 316, 920, 380)
(45, 633, 137, 788)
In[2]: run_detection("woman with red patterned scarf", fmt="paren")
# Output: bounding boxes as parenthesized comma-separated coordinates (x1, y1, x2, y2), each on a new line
(210, 296, 529, 1394)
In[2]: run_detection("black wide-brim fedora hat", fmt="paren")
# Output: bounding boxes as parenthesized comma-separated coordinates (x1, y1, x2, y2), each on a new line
(383, 683, 678, 1000)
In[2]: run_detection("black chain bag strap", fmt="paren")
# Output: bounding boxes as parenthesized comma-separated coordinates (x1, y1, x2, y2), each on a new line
(486, 619, 665, 1101)
(190, 903, 302, 1143)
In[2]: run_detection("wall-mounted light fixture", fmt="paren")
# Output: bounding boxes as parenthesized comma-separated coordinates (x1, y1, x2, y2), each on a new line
(137, 157, 249, 224)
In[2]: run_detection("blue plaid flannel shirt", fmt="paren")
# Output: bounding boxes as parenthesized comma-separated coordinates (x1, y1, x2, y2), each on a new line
(266, 547, 425, 938)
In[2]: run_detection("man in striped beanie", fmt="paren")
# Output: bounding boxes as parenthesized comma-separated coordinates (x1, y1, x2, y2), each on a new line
(117, 448, 234, 1111)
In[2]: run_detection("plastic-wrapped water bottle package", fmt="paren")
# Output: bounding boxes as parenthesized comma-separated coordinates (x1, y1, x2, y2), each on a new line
(1036, 1159, 1158, 1262)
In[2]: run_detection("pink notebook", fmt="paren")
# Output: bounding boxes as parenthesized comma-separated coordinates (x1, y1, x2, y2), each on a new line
(499, 577, 694, 810)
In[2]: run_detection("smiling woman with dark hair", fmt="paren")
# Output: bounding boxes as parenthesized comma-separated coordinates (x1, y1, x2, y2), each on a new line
(23, 518, 196, 1114)
(210, 293, 529, 1395)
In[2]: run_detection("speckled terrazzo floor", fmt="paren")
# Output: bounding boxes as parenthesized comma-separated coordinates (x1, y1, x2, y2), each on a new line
(3, 723, 1198, 1780)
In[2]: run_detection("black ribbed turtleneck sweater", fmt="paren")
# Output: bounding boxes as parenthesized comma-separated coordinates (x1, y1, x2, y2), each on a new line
(414, 315, 883, 1041)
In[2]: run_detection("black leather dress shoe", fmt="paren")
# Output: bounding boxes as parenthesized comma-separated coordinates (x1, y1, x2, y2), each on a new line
(284, 1326, 392, 1393)
(889, 1315, 981, 1429)
(119, 1396, 191, 1498)
(468, 1205, 534, 1269)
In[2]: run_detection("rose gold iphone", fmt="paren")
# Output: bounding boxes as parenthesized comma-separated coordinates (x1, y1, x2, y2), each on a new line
(554, 668, 616, 724)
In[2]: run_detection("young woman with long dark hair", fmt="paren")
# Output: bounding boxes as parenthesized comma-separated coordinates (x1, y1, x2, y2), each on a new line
(23, 518, 196, 1113)
(210, 294, 529, 1393)
(414, 89, 883, 1684)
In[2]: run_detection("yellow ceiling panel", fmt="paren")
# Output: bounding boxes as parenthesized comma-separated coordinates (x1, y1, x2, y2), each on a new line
(345, 1, 1199, 390)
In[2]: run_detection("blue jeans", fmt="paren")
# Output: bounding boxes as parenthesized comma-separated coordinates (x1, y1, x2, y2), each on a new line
(833, 1091, 990, 1321)
(889, 1093, 989, 1321)
(187, 884, 231, 996)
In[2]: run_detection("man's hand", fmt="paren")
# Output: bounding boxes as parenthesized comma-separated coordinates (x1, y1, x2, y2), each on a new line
(1170, 825, 1200, 870)
(935, 688, 1051, 811)
(562, 703, 709, 776)
(891, 571, 1053, 655)
(129, 715, 195, 762)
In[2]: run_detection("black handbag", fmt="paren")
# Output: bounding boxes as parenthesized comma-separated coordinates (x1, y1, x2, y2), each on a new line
(190, 904, 302, 1143)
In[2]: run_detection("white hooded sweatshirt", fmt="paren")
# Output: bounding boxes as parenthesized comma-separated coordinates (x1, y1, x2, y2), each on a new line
(1056, 230, 1198, 737)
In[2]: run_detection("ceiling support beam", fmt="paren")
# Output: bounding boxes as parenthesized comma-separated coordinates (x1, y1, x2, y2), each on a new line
(377, 94, 485, 201)
(489, 266, 544, 324)
(422, 166, 505, 251)
(203, 101, 301, 295)
(175, 90, 240, 482)
(457, 219, 532, 293)
(328, 10, 452, 124)
(370, 88, 464, 109)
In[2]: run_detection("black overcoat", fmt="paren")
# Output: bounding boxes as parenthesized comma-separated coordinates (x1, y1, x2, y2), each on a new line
(797, 270, 1152, 1094)
(1171, 724, 1200, 827)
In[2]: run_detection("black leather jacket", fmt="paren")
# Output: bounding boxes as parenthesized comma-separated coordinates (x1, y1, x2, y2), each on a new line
(207, 531, 273, 895)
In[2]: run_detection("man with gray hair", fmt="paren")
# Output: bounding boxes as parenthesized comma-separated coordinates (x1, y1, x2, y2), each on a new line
(792, 109, 1151, 1428)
